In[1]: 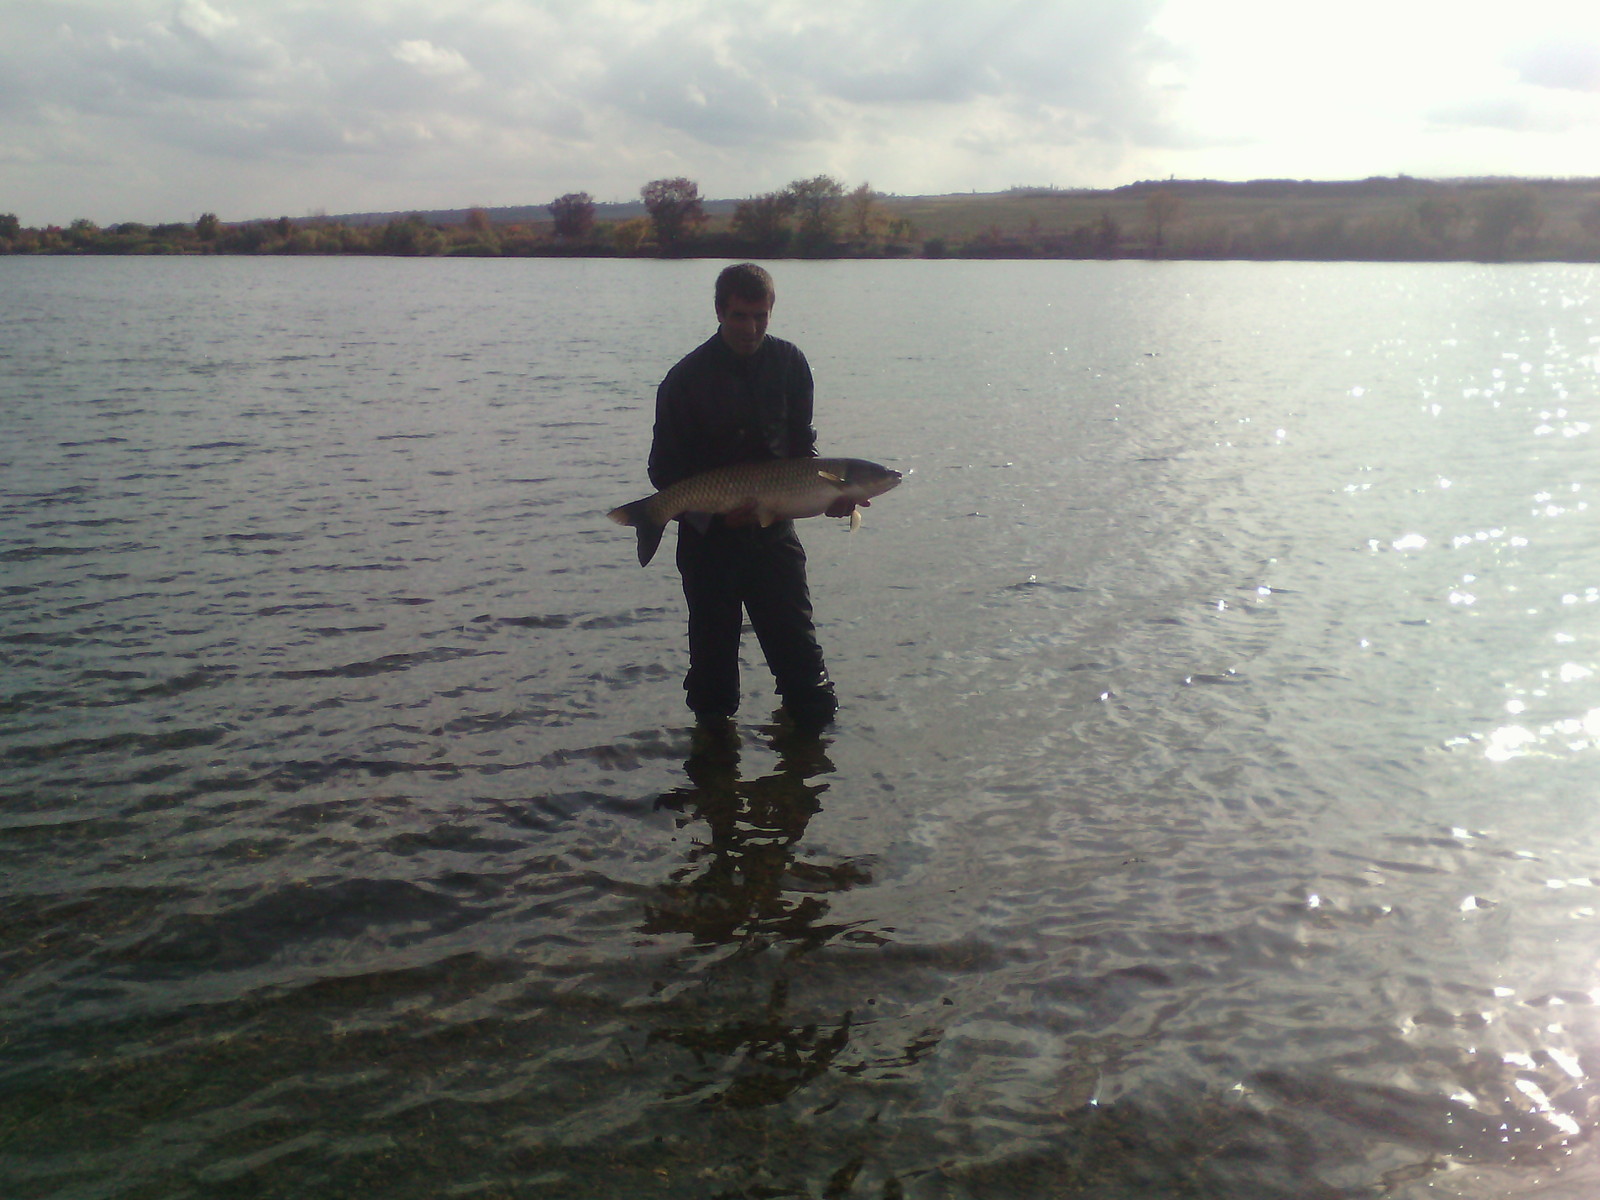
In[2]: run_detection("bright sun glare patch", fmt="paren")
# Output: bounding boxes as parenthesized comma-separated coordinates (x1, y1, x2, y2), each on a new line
(1478, 708, 1600, 761)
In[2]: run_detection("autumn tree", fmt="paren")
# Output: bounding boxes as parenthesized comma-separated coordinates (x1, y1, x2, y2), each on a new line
(221, 221, 271, 253)
(1144, 189, 1183, 252)
(787, 175, 846, 252)
(453, 208, 500, 255)
(547, 192, 596, 239)
(379, 214, 443, 256)
(731, 191, 795, 250)
(1417, 195, 1464, 243)
(1091, 211, 1120, 255)
(887, 215, 917, 245)
(641, 178, 704, 250)
(66, 218, 100, 249)
(1475, 185, 1544, 258)
(846, 182, 883, 241)
(611, 216, 653, 253)
(1578, 198, 1600, 243)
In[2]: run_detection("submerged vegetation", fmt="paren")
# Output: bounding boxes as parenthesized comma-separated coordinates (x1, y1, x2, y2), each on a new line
(6, 175, 1600, 262)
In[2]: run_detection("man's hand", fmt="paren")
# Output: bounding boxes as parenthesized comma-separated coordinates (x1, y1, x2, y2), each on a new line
(826, 496, 869, 519)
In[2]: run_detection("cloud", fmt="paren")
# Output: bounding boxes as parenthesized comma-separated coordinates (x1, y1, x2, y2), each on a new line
(1, 0, 1189, 222)
(1508, 39, 1600, 93)
(172, 0, 236, 42)
(1428, 96, 1571, 135)
(10, 1, 297, 118)
(392, 39, 479, 87)
(1427, 77, 1600, 138)
(796, 0, 1172, 115)
(593, 25, 826, 148)
(560, 0, 1183, 193)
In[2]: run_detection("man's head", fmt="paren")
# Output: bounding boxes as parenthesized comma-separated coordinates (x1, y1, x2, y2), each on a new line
(715, 262, 775, 357)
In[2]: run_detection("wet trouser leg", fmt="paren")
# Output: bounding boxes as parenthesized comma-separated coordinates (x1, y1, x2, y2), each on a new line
(742, 525, 836, 724)
(676, 521, 835, 722)
(678, 523, 744, 717)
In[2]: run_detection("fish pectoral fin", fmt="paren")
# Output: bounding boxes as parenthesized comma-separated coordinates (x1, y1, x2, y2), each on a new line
(817, 470, 845, 485)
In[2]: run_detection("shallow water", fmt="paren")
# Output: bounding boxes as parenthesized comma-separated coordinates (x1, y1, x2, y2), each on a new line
(4, 255, 1600, 1198)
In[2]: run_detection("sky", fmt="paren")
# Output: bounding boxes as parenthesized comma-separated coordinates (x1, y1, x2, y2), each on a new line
(4, 0, 1600, 226)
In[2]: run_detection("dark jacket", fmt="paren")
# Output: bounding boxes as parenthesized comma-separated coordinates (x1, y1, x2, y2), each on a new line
(648, 332, 817, 489)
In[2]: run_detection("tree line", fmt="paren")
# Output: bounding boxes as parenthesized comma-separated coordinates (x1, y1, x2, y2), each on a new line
(5, 176, 1600, 261)
(0, 176, 917, 260)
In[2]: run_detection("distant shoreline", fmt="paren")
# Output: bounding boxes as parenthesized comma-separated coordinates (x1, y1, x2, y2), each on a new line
(6, 176, 1599, 263)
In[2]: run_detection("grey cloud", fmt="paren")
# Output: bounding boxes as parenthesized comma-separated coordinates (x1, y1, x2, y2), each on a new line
(952, 106, 1098, 157)
(167, 0, 290, 72)
(775, 1, 1173, 120)
(2, 0, 1187, 222)
(160, 106, 425, 162)
(2, 4, 503, 167)
(1507, 39, 1600, 93)
(2, 2, 301, 122)
(596, 36, 826, 148)
(1426, 95, 1582, 135)
(570, 0, 1179, 166)
(7, 1, 1175, 156)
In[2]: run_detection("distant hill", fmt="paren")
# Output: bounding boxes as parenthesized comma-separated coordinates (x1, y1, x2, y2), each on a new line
(877, 176, 1600, 260)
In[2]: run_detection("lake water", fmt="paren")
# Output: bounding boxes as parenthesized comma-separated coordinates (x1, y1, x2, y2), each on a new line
(5, 255, 1600, 1199)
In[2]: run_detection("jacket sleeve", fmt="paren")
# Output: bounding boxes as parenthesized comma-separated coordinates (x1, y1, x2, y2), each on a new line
(647, 368, 688, 489)
(787, 347, 818, 459)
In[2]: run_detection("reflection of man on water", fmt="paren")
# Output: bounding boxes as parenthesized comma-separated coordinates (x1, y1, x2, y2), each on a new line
(640, 729, 941, 1116)
(642, 725, 889, 1113)
(642, 726, 871, 953)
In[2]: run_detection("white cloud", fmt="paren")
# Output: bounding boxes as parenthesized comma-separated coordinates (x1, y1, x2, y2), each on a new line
(392, 39, 478, 87)
(172, 0, 237, 42)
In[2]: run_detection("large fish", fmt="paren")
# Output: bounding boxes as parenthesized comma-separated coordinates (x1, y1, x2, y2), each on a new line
(608, 456, 903, 566)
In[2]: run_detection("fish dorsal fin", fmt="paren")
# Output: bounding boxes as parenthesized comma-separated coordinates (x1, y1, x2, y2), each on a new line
(817, 469, 844, 484)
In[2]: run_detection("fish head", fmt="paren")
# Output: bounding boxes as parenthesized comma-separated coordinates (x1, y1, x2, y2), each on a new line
(841, 459, 903, 501)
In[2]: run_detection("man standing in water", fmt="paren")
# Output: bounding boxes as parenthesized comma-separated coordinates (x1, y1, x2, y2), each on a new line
(648, 263, 851, 731)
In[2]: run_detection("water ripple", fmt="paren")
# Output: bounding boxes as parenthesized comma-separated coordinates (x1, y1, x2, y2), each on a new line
(6, 259, 1600, 1199)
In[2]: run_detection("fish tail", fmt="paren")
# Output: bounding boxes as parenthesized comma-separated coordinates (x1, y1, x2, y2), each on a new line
(608, 499, 666, 566)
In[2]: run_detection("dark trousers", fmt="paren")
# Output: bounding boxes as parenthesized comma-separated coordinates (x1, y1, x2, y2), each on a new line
(675, 520, 834, 719)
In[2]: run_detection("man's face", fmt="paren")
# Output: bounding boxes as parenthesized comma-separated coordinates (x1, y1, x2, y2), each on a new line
(716, 293, 772, 357)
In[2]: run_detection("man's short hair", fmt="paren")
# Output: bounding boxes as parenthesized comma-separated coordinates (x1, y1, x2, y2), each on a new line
(715, 262, 775, 311)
